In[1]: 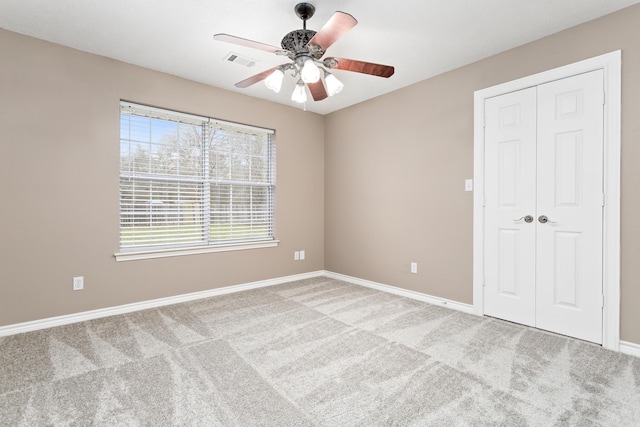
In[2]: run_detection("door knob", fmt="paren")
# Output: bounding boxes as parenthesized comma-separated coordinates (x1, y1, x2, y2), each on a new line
(514, 215, 534, 223)
(538, 215, 556, 224)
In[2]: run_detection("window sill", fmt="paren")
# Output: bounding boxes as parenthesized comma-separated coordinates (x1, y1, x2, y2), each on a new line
(114, 240, 280, 262)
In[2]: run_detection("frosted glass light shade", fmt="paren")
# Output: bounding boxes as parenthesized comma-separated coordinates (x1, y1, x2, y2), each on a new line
(291, 80, 307, 103)
(300, 59, 320, 83)
(324, 73, 344, 96)
(264, 68, 284, 93)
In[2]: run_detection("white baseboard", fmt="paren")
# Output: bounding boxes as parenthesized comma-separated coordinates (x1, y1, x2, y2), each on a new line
(0, 271, 325, 337)
(323, 271, 475, 315)
(620, 340, 640, 358)
(4, 270, 636, 358)
(325, 271, 640, 357)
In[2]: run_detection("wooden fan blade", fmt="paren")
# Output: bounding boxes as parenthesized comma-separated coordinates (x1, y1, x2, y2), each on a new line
(235, 66, 283, 88)
(214, 33, 282, 54)
(308, 80, 328, 101)
(323, 57, 395, 78)
(307, 12, 357, 53)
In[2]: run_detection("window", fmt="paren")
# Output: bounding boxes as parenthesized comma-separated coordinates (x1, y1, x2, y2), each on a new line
(116, 102, 276, 260)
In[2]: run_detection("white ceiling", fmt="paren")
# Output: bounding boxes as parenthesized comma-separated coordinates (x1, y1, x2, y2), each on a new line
(1, 0, 639, 115)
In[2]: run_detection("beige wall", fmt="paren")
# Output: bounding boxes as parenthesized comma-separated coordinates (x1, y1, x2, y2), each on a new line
(325, 4, 640, 345)
(0, 29, 325, 326)
(2, 4, 639, 347)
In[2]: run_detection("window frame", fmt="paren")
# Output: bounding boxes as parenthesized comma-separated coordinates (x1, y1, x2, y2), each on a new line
(115, 101, 277, 262)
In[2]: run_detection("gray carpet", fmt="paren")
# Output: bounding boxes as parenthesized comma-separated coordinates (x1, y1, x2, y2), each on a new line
(1, 277, 639, 426)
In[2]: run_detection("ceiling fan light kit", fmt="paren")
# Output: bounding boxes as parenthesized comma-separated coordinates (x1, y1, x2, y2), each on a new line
(264, 68, 285, 93)
(323, 70, 344, 96)
(291, 79, 308, 103)
(301, 58, 321, 83)
(213, 2, 394, 105)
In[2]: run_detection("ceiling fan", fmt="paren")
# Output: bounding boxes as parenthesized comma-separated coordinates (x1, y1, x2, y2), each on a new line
(213, 2, 395, 104)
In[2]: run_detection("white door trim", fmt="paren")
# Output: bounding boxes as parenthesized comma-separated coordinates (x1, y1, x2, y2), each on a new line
(473, 51, 621, 351)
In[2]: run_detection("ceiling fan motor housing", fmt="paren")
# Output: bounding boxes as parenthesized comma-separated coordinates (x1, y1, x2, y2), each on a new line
(282, 3, 324, 58)
(281, 29, 318, 55)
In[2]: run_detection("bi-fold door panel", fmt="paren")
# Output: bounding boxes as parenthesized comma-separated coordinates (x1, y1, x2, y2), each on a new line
(536, 71, 604, 344)
(483, 87, 537, 327)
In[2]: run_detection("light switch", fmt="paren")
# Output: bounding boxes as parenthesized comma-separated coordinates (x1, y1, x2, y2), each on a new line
(465, 179, 473, 192)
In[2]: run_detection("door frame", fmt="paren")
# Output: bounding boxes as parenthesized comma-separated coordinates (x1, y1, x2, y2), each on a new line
(473, 51, 621, 351)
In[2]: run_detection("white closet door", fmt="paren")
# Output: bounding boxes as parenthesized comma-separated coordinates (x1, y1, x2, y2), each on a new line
(536, 70, 604, 344)
(483, 70, 604, 344)
(483, 88, 537, 326)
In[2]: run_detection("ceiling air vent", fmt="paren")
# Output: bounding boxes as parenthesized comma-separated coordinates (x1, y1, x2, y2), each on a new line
(224, 52, 257, 68)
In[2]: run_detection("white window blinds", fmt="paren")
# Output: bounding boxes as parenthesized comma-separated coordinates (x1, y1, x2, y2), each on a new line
(119, 102, 275, 251)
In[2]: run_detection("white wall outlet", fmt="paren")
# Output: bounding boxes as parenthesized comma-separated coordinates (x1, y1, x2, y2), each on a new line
(73, 276, 84, 290)
(294, 251, 300, 261)
(410, 262, 418, 274)
(299, 250, 305, 260)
